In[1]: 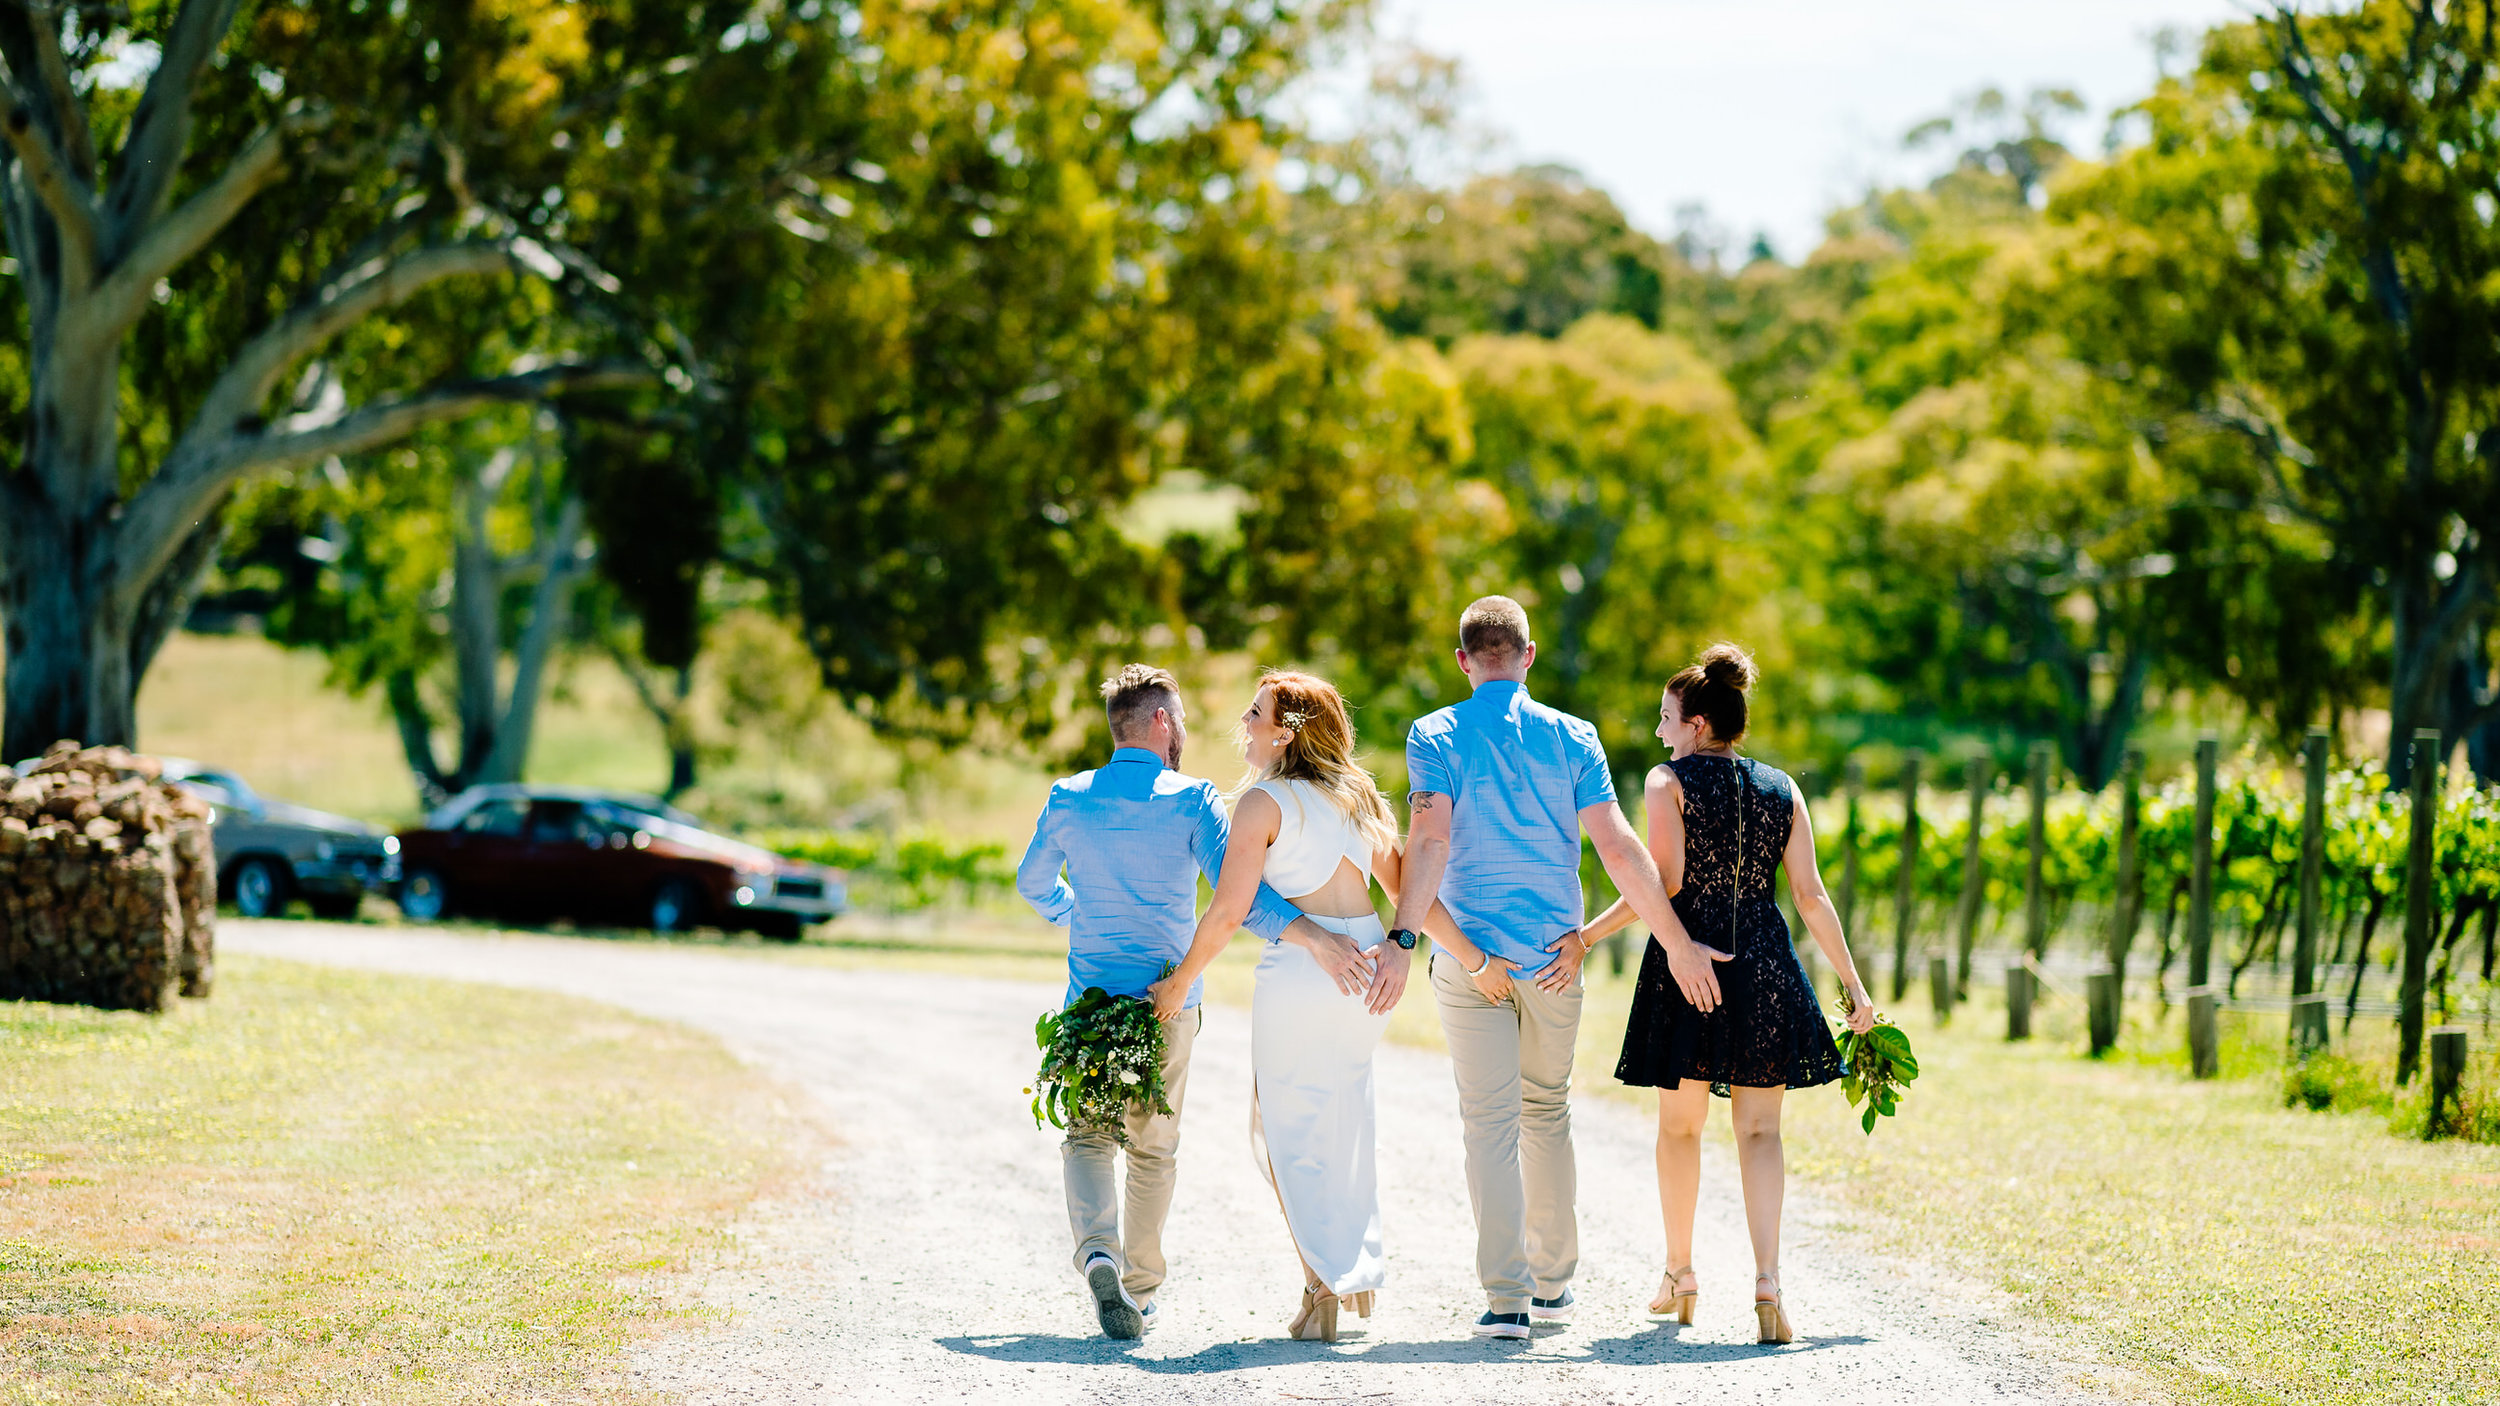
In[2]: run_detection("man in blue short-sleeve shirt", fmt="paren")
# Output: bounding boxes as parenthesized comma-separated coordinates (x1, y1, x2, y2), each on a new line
(1016, 664, 1342, 1341)
(1385, 596, 1707, 1339)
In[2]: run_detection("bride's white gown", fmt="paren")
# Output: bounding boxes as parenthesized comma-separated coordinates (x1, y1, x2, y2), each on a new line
(1248, 778, 1390, 1298)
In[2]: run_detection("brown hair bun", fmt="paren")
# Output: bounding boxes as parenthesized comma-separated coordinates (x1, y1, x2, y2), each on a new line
(1699, 642, 1757, 694)
(1668, 642, 1757, 744)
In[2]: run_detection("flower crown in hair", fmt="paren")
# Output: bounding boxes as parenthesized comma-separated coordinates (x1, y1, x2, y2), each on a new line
(1279, 709, 1311, 732)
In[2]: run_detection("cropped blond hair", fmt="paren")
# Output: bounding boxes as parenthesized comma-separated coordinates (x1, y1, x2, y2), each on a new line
(1459, 595, 1531, 662)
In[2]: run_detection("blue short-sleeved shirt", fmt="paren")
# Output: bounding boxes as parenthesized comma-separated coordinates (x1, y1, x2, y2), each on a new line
(1406, 680, 1616, 970)
(1015, 747, 1302, 1010)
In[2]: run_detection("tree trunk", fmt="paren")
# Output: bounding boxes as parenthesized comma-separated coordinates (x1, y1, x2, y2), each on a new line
(382, 466, 586, 801)
(0, 480, 137, 761)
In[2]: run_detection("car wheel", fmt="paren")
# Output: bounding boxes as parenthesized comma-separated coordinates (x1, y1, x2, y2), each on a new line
(308, 893, 363, 922)
(398, 867, 451, 922)
(650, 879, 703, 934)
(230, 857, 290, 919)
(751, 912, 804, 943)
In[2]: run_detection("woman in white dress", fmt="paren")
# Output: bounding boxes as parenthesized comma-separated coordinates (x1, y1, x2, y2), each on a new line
(1149, 670, 1416, 1342)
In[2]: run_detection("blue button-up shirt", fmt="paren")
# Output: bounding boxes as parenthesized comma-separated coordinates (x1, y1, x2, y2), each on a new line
(1406, 680, 1617, 971)
(1017, 747, 1302, 1009)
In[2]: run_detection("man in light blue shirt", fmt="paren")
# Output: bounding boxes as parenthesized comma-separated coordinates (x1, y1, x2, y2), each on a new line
(1017, 663, 1350, 1340)
(1388, 596, 1711, 1339)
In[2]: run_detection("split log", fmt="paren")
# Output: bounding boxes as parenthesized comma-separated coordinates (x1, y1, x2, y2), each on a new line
(0, 740, 217, 1012)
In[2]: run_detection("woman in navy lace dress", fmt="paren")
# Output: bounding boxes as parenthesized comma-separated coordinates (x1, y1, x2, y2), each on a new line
(1578, 644, 1876, 1344)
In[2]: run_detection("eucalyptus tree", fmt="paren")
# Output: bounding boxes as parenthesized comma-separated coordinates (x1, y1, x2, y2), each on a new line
(0, 0, 661, 760)
(657, 0, 1371, 748)
(2051, 1, 2500, 784)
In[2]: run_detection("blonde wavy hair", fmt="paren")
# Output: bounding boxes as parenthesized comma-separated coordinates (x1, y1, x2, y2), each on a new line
(1234, 670, 1399, 854)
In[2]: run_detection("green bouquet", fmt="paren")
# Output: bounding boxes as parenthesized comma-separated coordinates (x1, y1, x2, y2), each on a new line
(1835, 988, 1919, 1134)
(1029, 982, 1173, 1143)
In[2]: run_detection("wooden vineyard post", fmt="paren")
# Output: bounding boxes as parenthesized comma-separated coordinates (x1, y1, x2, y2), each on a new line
(1955, 756, 1987, 1000)
(2088, 968, 2120, 1055)
(2399, 730, 2442, 1085)
(1929, 951, 1953, 1022)
(2427, 1027, 2469, 1139)
(2102, 749, 2144, 1053)
(2024, 741, 2051, 960)
(2187, 736, 2218, 988)
(1838, 759, 1864, 939)
(2290, 728, 2331, 1054)
(2011, 742, 2048, 1043)
(1891, 752, 1923, 1002)
(2187, 987, 2220, 1079)
(1791, 765, 1821, 996)
(2184, 736, 2221, 1080)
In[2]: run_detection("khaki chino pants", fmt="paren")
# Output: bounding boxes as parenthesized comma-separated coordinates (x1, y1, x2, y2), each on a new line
(1063, 1006, 1199, 1302)
(1431, 946, 1581, 1314)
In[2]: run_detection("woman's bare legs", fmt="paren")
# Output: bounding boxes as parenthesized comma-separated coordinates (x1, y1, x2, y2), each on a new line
(1728, 1085, 1786, 1295)
(1652, 1080, 1711, 1310)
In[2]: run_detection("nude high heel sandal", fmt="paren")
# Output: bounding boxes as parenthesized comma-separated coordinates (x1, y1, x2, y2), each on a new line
(1287, 1285, 1317, 1339)
(1347, 1290, 1375, 1319)
(1754, 1273, 1793, 1345)
(1650, 1264, 1697, 1324)
(1291, 1286, 1342, 1342)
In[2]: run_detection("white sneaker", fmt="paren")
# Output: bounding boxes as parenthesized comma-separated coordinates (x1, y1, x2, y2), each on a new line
(1084, 1255, 1143, 1340)
(1530, 1288, 1575, 1322)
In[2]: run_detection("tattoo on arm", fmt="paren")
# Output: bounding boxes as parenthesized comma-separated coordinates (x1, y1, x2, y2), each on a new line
(1409, 791, 1440, 812)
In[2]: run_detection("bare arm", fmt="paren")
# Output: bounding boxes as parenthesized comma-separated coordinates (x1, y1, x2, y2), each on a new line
(1580, 766, 1684, 943)
(1584, 798, 1728, 1010)
(1786, 792, 1875, 1030)
(1153, 788, 1280, 1017)
(1392, 791, 1484, 969)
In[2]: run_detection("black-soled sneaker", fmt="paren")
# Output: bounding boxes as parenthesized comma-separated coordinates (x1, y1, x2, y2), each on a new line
(1085, 1256, 1143, 1340)
(1530, 1289, 1575, 1322)
(1471, 1310, 1532, 1339)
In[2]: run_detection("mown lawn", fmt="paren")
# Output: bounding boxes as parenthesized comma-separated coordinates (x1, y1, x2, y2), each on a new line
(0, 956, 797, 1404)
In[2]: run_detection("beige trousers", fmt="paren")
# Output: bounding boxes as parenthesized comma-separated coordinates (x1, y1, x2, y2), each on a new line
(1431, 947, 1582, 1313)
(1063, 1006, 1199, 1302)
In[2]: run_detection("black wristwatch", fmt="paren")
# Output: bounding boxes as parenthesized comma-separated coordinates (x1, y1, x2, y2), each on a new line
(1387, 928, 1420, 951)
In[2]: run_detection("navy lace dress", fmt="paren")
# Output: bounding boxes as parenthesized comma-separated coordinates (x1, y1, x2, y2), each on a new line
(1616, 753, 1843, 1091)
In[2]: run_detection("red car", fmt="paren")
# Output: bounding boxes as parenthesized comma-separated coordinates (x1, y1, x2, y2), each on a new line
(393, 785, 846, 940)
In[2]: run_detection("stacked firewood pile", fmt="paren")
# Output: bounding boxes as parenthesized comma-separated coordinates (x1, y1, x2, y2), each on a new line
(0, 742, 216, 1012)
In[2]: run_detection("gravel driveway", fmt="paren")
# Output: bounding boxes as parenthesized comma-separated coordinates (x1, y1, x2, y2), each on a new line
(225, 922, 2135, 1404)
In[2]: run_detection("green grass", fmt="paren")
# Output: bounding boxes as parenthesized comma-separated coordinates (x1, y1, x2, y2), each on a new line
(0, 955, 797, 1404)
(1571, 949, 2500, 1406)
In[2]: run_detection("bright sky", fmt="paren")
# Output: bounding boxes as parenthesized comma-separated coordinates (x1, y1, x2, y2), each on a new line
(1376, 0, 2251, 259)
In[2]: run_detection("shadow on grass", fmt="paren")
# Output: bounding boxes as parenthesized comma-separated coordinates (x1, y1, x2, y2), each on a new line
(935, 1326, 1868, 1371)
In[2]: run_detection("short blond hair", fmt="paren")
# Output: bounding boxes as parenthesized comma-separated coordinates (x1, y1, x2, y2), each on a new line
(1459, 595, 1531, 662)
(1101, 663, 1181, 742)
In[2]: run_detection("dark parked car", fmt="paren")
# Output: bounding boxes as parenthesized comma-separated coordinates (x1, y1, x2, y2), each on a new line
(393, 785, 847, 939)
(162, 760, 401, 919)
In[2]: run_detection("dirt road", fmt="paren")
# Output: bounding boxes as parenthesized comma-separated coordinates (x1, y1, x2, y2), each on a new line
(225, 922, 2133, 1404)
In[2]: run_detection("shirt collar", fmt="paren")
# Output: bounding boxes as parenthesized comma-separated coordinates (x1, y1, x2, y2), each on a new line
(1471, 678, 1527, 701)
(1107, 746, 1166, 769)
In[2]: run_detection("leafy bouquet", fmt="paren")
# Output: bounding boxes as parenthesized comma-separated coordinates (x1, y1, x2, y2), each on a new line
(1835, 988, 1919, 1134)
(1029, 981, 1173, 1143)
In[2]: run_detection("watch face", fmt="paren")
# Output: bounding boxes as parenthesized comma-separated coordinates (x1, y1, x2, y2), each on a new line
(1392, 929, 1419, 949)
